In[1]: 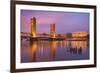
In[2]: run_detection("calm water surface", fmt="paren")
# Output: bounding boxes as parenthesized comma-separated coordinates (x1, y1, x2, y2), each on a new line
(21, 40, 89, 63)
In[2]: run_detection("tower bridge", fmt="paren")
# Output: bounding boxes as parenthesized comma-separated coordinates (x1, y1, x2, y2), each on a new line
(21, 17, 88, 41)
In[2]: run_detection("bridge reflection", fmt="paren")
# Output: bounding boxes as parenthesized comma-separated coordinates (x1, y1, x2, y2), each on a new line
(21, 39, 88, 62)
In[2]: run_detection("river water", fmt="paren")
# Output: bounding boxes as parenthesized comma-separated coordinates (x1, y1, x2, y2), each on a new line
(21, 39, 89, 63)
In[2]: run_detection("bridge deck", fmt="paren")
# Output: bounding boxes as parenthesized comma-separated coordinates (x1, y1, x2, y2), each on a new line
(21, 36, 88, 41)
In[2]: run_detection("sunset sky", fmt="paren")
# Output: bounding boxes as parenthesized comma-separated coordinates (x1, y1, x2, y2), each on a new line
(21, 10, 89, 34)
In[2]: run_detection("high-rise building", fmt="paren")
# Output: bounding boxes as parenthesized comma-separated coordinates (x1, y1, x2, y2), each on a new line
(50, 23, 56, 38)
(30, 17, 36, 37)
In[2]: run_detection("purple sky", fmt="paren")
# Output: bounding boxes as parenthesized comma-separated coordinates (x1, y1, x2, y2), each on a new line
(21, 10, 89, 34)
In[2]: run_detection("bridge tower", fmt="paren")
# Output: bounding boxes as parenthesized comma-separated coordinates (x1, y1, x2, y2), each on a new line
(50, 23, 56, 38)
(30, 17, 36, 37)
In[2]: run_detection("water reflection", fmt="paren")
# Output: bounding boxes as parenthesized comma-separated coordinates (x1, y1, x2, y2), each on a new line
(21, 40, 89, 63)
(66, 47, 82, 54)
(30, 41, 37, 62)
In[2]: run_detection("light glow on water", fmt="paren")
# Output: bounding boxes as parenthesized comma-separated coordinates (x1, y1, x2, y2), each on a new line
(21, 40, 89, 63)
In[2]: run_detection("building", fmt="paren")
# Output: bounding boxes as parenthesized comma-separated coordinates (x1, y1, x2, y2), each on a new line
(72, 32, 88, 38)
(50, 23, 56, 38)
(62, 33, 72, 38)
(30, 17, 36, 37)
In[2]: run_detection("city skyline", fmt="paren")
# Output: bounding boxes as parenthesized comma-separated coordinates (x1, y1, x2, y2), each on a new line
(21, 10, 89, 34)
